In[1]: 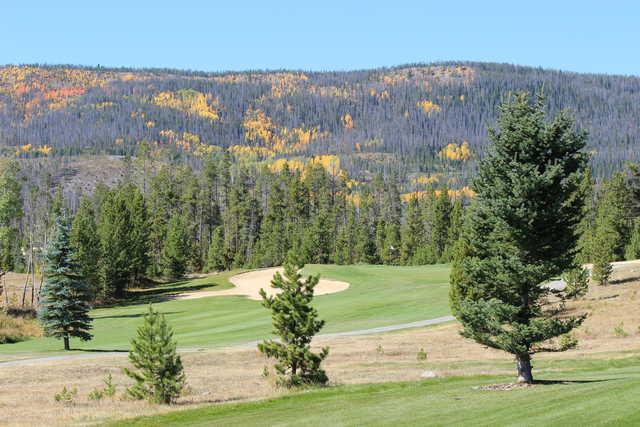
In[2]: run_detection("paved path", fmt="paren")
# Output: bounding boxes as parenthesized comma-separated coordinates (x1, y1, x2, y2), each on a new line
(0, 316, 456, 367)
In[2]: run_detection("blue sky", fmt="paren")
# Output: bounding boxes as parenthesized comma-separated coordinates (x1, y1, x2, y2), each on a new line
(3, 1, 639, 75)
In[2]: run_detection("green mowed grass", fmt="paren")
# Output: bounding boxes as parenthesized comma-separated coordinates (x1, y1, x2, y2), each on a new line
(0, 264, 451, 358)
(110, 356, 640, 426)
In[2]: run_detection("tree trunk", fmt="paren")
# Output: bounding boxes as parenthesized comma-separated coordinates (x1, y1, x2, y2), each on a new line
(63, 335, 70, 351)
(516, 354, 533, 383)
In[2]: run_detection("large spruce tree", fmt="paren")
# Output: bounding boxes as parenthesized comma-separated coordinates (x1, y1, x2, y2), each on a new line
(38, 215, 93, 351)
(258, 254, 329, 387)
(450, 92, 588, 383)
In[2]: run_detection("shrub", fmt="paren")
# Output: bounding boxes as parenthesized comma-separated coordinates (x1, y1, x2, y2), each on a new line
(416, 348, 428, 361)
(614, 323, 628, 337)
(0, 312, 42, 344)
(562, 268, 589, 299)
(54, 386, 77, 404)
(89, 373, 117, 401)
(558, 334, 578, 351)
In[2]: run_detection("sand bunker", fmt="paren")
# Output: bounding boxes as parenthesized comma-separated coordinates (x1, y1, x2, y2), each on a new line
(177, 267, 349, 301)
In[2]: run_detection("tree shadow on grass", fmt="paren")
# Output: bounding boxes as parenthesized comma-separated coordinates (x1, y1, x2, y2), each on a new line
(94, 311, 184, 320)
(99, 282, 221, 308)
(68, 348, 129, 353)
(533, 378, 614, 385)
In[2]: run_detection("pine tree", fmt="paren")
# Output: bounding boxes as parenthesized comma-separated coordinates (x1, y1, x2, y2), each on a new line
(258, 255, 329, 387)
(206, 226, 228, 272)
(0, 159, 23, 277)
(125, 184, 151, 281)
(400, 197, 424, 264)
(381, 221, 401, 265)
(38, 215, 93, 351)
(591, 173, 631, 261)
(98, 189, 135, 299)
(625, 218, 640, 260)
(256, 174, 288, 267)
(124, 306, 185, 404)
(591, 223, 614, 286)
(161, 214, 192, 279)
(70, 196, 100, 296)
(450, 92, 588, 383)
(575, 169, 596, 263)
(431, 187, 452, 261)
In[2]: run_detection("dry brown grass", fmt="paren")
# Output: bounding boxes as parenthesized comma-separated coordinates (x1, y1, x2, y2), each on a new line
(0, 312, 42, 344)
(0, 265, 639, 426)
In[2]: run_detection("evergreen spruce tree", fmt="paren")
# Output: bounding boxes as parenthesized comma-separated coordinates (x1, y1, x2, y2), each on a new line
(161, 214, 192, 279)
(38, 215, 93, 351)
(124, 306, 185, 404)
(450, 92, 588, 383)
(258, 255, 329, 387)
(70, 196, 101, 296)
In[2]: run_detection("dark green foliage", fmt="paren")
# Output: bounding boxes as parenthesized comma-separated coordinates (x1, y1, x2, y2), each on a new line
(625, 218, 640, 260)
(206, 226, 228, 272)
(400, 197, 424, 264)
(0, 159, 23, 274)
(258, 255, 329, 387)
(38, 215, 93, 350)
(449, 92, 588, 383)
(70, 196, 100, 296)
(161, 214, 192, 279)
(591, 173, 631, 262)
(98, 185, 149, 298)
(124, 306, 185, 404)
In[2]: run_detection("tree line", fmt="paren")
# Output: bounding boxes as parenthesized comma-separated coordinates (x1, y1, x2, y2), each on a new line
(0, 150, 466, 303)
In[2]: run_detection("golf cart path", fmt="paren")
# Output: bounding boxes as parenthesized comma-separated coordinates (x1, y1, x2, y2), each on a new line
(176, 267, 350, 301)
(0, 316, 456, 367)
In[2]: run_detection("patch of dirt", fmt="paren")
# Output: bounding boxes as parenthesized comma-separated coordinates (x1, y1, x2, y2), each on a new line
(176, 267, 350, 301)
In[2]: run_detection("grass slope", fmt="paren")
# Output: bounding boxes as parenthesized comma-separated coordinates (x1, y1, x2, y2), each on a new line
(110, 356, 640, 427)
(0, 264, 450, 357)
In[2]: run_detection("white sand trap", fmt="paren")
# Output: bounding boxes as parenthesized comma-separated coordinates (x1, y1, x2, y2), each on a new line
(177, 267, 350, 301)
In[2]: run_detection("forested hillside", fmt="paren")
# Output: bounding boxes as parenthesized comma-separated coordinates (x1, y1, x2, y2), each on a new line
(1, 63, 640, 303)
(1, 62, 639, 186)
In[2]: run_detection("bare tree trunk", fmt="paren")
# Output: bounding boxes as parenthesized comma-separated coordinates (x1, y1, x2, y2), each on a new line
(3, 274, 8, 308)
(516, 354, 533, 383)
(63, 334, 70, 351)
(20, 254, 31, 308)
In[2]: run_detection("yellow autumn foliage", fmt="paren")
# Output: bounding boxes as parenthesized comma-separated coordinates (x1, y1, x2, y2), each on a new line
(341, 113, 354, 130)
(152, 89, 220, 121)
(440, 141, 471, 161)
(417, 100, 441, 116)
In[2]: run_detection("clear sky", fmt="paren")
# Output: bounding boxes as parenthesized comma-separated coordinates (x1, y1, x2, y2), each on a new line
(3, 1, 639, 75)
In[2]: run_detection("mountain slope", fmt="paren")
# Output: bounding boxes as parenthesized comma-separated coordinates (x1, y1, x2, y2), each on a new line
(1, 62, 639, 182)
